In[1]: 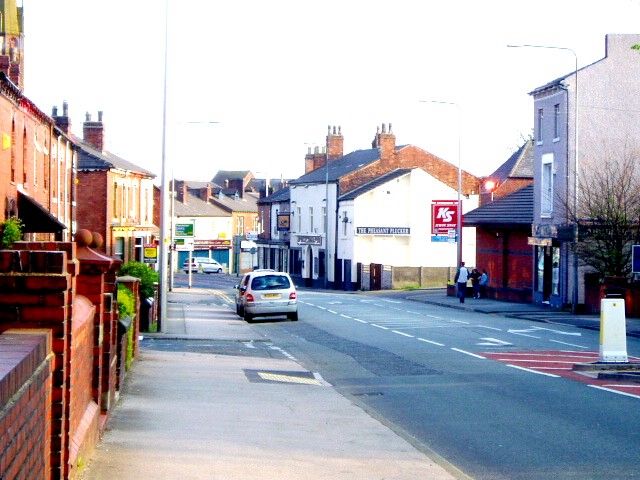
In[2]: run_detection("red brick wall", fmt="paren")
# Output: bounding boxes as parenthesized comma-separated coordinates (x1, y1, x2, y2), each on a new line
(0, 330, 53, 480)
(0, 247, 73, 479)
(476, 228, 533, 302)
(76, 171, 108, 245)
(258, 203, 271, 240)
(68, 296, 99, 480)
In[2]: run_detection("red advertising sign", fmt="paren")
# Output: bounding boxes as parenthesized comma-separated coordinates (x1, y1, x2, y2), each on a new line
(432, 200, 459, 235)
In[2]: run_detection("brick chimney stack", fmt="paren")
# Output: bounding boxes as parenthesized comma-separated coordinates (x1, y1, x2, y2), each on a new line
(174, 180, 188, 204)
(304, 145, 327, 174)
(326, 125, 343, 161)
(198, 183, 212, 201)
(372, 123, 396, 161)
(52, 101, 71, 134)
(83, 111, 105, 152)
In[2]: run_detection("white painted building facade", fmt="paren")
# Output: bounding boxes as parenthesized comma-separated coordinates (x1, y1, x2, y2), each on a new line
(337, 169, 478, 285)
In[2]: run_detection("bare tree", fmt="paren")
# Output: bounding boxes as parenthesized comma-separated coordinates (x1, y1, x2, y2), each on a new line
(567, 153, 640, 278)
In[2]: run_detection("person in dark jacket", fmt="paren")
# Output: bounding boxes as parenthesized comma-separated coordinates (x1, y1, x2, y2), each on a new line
(470, 268, 481, 299)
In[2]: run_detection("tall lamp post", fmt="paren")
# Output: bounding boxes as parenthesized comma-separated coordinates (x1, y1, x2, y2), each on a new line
(507, 44, 578, 311)
(420, 100, 463, 268)
(159, 0, 170, 332)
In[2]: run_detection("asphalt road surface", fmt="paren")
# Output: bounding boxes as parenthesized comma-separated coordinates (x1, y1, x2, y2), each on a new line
(169, 275, 640, 479)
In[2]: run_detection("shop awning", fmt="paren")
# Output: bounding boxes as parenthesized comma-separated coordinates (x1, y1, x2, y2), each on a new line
(17, 191, 66, 238)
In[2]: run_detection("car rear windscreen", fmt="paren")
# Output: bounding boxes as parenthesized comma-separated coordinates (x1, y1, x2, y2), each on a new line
(251, 275, 291, 290)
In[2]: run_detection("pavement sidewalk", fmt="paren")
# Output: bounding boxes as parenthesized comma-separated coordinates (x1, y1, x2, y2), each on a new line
(398, 288, 640, 338)
(79, 288, 463, 480)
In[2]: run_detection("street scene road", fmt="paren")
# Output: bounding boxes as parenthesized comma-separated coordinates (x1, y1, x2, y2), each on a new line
(82, 273, 640, 480)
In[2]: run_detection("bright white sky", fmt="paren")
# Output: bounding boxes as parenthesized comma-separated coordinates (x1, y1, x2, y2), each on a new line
(22, 0, 640, 184)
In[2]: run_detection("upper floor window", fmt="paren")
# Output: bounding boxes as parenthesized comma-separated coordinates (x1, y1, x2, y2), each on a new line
(541, 153, 554, 216)
(297, 206, 301, 232)
(309, 206, 314, 232)
(236, 216, 245, 236)
(10, 119, 15, 182)
(537, 108, 544, 143)
(322, 206, 326, 233)
(553, 104, 560, 140)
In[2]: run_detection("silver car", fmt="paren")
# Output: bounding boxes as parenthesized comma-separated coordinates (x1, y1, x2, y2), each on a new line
(235, 271, 298, 322)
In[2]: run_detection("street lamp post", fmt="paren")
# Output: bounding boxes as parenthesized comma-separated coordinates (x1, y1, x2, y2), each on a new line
(420, 100, 463, 268)
(159, 0, 170, 332)
(507, 44, 579, 311)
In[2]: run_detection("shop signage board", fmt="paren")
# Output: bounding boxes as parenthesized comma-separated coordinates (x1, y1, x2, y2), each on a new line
(143, 244, 158, 264)
(355, 227, 410, 235)
(431, 200, 458, 242)
(175, 223, 194, 237)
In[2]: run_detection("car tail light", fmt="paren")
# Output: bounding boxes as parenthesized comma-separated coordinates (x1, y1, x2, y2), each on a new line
(289, 292, 297, 300)
(245, 293, 254, 302)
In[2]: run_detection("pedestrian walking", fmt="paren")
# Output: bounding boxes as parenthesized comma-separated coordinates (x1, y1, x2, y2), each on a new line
(470, 268, 481, 299)
(454, 262, 469, 303)
(479, 269, 489, 298)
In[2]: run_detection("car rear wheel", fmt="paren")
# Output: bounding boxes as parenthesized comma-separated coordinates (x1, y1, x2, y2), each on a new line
(217, 268, 222, 273)
(244, 311, 254, 322)
(287, 312, 298, 321)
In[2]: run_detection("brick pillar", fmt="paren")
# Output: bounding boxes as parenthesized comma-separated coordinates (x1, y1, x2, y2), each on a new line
(74, 230, 121, 416)
(117, 275, 141, 357)
(0, 244, 76, 480)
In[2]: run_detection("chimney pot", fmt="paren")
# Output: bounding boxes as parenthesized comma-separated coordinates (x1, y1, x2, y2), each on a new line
(63, 101, 68, 116)
(85, 112, 91, 122)
(98, 111, 103, 122)
(52, 106, 58, 116)
(382, 123, 387, 134)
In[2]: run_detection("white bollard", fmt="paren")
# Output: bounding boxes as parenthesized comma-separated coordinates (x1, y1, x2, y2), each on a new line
(599, 298, 628, 363)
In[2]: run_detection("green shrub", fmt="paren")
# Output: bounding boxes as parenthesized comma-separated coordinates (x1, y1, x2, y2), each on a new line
(119, 261, 159, 298)
(117, 284, 135, 319)
(0, 217, 23, 248)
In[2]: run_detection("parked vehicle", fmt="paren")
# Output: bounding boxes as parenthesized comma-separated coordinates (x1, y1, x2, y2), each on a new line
(235, 270, 298, 322)
(182, 257, 225, 274)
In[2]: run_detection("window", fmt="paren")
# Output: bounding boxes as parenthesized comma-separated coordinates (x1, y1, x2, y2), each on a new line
(237, 216, 245, 236)
(322, 206, 326, 233)
(551, 247, 560, 295)
(309, 206, 314, 232)
(113, 183, 118, 218)
(536, 108, 543, 142)
(114, 237, 125, 261)
(297, 206, 301, 232)
(541, 153, 554, 215)
(553, 104, 560, 140)
(134, 237, 144, 262)
(10, 119, 15, 182)
(22, 127, 26, 185)
(536, 246, 545, 293)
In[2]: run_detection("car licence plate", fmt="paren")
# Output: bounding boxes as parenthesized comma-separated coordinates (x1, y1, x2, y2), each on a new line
(263, 293, 281, 299)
